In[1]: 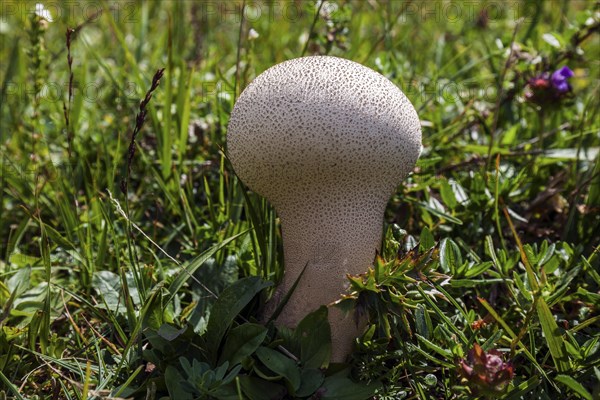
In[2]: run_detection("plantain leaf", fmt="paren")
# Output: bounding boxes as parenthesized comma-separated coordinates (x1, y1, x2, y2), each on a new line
(218, 323, 268, 367)
(296, 368, 324, 397)
(320, 374, 382, 400)
(205, 277, 272, 365)
(294, 306, 331, 369)
(255, 346, 301, 391)
(239, 375, 287, 400)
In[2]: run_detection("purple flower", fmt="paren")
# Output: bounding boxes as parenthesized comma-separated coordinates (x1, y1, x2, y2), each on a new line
(458, 343, 514, 396)
(551, 66, 574, 93)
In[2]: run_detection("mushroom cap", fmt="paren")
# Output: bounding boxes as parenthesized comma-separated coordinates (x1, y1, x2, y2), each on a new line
(227, 56, 422, 209)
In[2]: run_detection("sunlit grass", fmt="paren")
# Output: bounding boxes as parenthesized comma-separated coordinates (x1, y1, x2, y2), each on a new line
(0, 1, 598, 399)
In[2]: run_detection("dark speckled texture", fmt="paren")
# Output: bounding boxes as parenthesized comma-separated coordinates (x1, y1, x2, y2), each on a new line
(227, 56, 422, 361)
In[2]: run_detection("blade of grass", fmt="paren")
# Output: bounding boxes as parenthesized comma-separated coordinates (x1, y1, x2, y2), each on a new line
(101, 1, 161, 134)
(501, 375, 541, 400)
(81, 361, 92, 399)
(536, 297, 570, 373)
(38, 221, 52, 354)
(177, 65, 194, 165)
(415, 334, 453, 361)
(415, 285, 468, 345)
(478, 297, 552, 384)
(493, 155, 507, 251)
(166, 230, 249, 301)
(115, 282, 166, 374)
(555, 374, 593, 400)
(161, 14, 173, 181)
(301, 0, 325, 56)
(113, 365, 144, 397)
(503, 207, 539, 292)
(0, 370, 26, 400)
(406, 342, 455, 369)
(268, 262, 309, 323)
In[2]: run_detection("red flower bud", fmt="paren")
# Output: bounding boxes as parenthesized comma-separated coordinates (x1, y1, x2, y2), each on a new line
(458, 344, 514, 396)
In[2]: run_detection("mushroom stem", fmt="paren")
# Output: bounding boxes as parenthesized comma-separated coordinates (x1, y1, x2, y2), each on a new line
(274, 199, 385, 361)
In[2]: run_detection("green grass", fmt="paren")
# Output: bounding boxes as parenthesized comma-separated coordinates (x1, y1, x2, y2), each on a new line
(0, 0, 599, 399)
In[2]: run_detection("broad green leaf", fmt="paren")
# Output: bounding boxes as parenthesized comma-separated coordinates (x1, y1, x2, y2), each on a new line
(440, 179, 458, 209)
(239, 375, 287, 400)
(218, 323, 268, 367)
(294, 306, 331, 369)
(320, 375, 382, 400)
(92, 271, 128, 314)
(418, 201, 463, 225)
(536, 297, 570, 372)
(157, 324, 187, 341)
(221, 364, 243, 386)
(415, 304, 431, 340)
(6, 266, 31, 298)
(419, 226, 435, 251)
(211, 382, 242, 400)
(463, 261, 494, 278)
(542, 33, 561, 48)
(523, 245, 539, 268)
(439, 238, 462, 275)
(8, 254, 39, 268)
(449, 179, 469, 205)
(297, 368, 324, 397)
(538, 241, 553, 267)
(144, 291, 165, 331)
(255, 346, 301, 391)
(485, 236, 501, 270)
(501, 124, 519, 145)
(205, 277, 272, 365)
(164, 366, 193, 400)
(565, 341, 582, 360)
(544, 256, 560, 274)
(92, 271, 140, 313)
(555, 375, 593, 400)
(513, 271, 533, 301)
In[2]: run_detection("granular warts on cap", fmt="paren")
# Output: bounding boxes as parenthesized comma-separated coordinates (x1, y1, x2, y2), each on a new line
(227, 56, 421, 208)
(227, 56, 422, 361)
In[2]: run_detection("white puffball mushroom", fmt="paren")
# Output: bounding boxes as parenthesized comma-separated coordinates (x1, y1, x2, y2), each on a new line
(227, 56, 422, 362)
